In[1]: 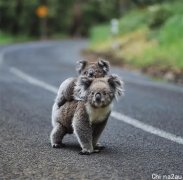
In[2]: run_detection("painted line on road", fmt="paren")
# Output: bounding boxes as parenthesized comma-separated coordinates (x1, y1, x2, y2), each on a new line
(111, 111, 183, 145)
(10, 67, 57, 94)
(10, 67, 183, 145)
(0, 52, 4, 67)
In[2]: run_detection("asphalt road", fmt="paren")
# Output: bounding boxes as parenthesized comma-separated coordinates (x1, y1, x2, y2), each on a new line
(0, 40, 183, 180)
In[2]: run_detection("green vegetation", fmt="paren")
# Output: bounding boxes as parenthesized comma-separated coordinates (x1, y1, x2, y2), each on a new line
(0, 31, 69, 44)
(89, 0, 183, 70)
(0, 32, 33, 44)
(0, 0, 171, 44)
(0, 0, 122, 44)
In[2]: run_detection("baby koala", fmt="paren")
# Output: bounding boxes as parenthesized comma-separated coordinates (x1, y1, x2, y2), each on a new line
(50, 74, 124, 155)
(55, 59, 110, 108)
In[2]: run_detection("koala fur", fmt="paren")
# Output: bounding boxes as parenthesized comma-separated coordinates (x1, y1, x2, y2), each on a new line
(55, 59, 110, 108)
(50, 74, 124, 155)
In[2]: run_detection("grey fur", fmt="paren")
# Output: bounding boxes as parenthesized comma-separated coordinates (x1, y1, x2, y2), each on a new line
(92, 116, 109, 148)
(55, 60, 110, 108)
(50, 74, 124, 155)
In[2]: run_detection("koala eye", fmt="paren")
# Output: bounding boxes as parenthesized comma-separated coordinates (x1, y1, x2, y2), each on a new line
(103, 91, 106, 95)
(91, 91, 95, 95)
(84, 71, 88, 75)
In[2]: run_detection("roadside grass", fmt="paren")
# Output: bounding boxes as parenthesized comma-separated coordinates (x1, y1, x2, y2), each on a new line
(89, 0, 183, 71)
(0, 32, 33, 44)
(89, 24, 111, 46)
(0, 31, 68, 45)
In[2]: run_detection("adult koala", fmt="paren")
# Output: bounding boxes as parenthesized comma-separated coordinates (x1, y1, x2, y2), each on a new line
(50, 74, 124, 155)
(55, 59, 110, 108)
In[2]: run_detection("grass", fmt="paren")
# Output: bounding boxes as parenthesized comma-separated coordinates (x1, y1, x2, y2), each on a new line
(0, 31, 68, 45)
(89, 24, 111, 45)
(0, 32, 33, 44)
(89, 0, 183, 70)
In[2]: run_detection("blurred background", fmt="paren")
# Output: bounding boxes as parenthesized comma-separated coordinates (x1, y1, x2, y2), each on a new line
(0, 0, 182, 83)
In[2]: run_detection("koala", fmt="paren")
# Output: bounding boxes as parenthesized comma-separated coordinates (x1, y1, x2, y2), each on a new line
(50, 74, 124, 155)
(55, 59, 110, 108)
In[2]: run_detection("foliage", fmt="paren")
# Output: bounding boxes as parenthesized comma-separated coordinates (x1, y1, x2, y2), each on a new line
(0, 31, 33, 44)
(89, 0, 183, 69)
(148, 6, 171, 29)
(0, 0, 128, 39)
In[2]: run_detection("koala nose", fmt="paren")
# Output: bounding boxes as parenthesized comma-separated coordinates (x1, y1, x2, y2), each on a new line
(95, 93, 101, 102)
(88, 69, 94, 77)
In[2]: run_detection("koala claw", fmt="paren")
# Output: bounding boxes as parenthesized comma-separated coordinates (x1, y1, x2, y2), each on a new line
(57, 102, 64, 109)
(93, 149, 101, 153)
(79, 151, 91, 155)
(95, 144, 105, 150)
(52, 143, 65, 148)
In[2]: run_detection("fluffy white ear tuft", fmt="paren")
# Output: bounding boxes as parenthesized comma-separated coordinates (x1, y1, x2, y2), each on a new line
(98, 58, 110, 74)
(76, 60, 88, 74)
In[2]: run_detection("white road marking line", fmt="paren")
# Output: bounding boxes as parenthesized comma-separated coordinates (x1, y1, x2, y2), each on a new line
(111, 112, 183, 145)
(0, 52, 3, 67)
(10, 67, 57, 94)
(10, 67, 183, 145)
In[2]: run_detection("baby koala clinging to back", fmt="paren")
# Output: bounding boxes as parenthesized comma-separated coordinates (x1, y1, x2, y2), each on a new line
(55, 59, 110, 108)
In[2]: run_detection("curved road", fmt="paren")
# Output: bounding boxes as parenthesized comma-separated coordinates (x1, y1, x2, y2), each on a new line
(0, 40, 183, 179)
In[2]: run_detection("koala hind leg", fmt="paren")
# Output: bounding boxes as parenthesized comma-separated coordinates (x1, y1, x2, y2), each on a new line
(55, 78, 76, 108)
(50, 122, 67, 148)
(73, 119, 94, 155)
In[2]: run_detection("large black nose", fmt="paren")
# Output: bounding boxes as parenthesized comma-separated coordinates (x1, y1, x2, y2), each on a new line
(88, 69, 94, 77)
(95, 93, 101, 102)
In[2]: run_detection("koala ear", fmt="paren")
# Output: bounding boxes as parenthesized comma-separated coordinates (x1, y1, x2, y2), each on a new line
(74, 76, 93, 101)
(98, 59, 110, 74)
(76, 60, 88, 74)
(108, 74, 124, 100)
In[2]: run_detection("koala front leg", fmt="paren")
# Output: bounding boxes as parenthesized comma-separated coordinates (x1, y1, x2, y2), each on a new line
(73, 118, 94, 155)
(92, 120, 107, 151)
(50, 122, 67, 148)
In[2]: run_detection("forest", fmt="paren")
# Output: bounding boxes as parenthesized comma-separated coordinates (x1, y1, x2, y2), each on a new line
(0, 0, 167, 38)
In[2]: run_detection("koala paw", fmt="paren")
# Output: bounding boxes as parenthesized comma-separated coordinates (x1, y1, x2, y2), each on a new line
(52, 143, 65, 148)
(93, 149, 101, 153)
(79, 148, 93, 155)
(94, 143, 105, 150)
(57, 102, 64, 108)
(57, 99, 66, 108)
(79, 148, 101, 155)
(79, 151, 91, 155)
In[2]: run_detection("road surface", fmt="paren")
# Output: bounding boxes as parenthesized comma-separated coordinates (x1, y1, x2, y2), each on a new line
(0, 40, 183, 180)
